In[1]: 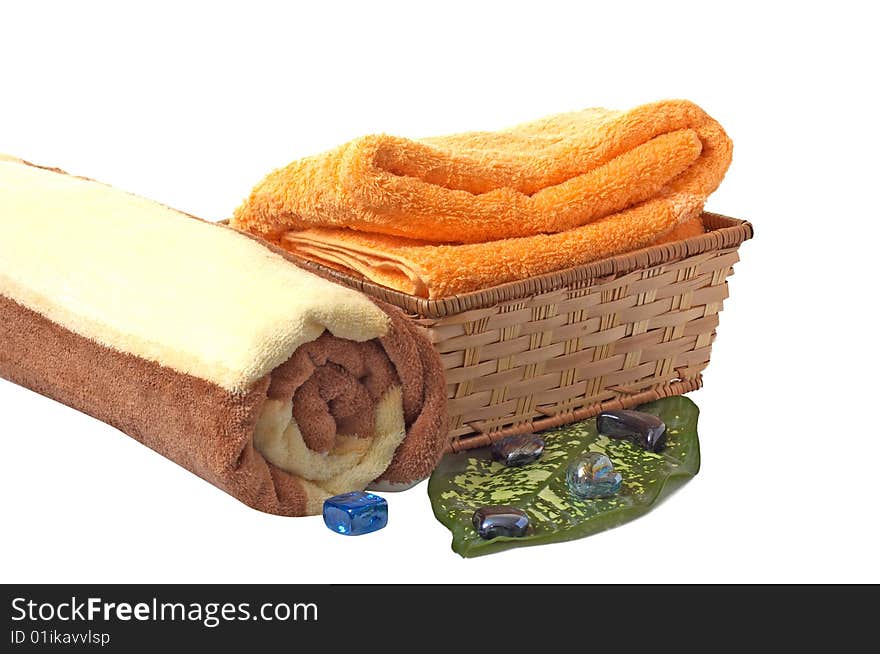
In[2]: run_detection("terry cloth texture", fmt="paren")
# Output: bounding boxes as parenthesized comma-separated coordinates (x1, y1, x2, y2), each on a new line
(0, 157, 448, 516)
(232, 99, 731, 298)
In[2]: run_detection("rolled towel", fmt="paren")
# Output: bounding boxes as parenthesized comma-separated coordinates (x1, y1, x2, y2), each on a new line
(0, 156, 448, 516)
(232, 99, 731, 298)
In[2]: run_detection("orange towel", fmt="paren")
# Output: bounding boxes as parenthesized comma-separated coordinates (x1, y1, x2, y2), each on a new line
(232, 100, 731, 298)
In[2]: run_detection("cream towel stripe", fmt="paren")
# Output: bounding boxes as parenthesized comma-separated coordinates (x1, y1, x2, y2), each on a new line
(0, 158, 390, 392)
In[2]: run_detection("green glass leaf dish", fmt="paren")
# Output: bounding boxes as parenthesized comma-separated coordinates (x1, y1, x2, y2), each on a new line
(428, 395, 701, 557)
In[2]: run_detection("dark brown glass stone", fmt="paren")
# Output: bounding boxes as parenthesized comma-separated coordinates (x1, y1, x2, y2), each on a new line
(597, 410, 667, 452)
(490, 433, 545, 467)
(472, 506, 530, 540)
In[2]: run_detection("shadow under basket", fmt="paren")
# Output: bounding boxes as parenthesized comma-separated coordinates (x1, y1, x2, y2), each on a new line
(293, 212, 753, 452)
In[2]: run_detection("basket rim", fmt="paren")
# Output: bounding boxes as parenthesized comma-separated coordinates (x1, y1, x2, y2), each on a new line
(288, 211, 753, 318)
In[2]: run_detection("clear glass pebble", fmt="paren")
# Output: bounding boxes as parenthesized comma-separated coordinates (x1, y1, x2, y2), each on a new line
(566, 453, 623, 499)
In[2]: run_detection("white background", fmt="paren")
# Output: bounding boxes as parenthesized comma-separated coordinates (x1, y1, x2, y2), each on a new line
(1, 1, 877, 583)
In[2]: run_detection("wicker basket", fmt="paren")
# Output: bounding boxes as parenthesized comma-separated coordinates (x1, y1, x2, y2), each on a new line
(292, 212, 752, 452)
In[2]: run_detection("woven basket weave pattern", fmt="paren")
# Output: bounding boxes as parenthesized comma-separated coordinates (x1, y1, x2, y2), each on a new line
(293, 213, 752, 452)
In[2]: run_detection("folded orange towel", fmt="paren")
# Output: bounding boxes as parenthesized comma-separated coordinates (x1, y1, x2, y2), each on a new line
(232, 100, 731, 298)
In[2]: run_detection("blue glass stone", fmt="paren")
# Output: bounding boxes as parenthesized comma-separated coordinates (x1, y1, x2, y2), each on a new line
(566, 453, 622, 499)
(323, 491, 388, 536)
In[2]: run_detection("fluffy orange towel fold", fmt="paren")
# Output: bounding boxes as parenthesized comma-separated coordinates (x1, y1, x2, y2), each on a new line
(232, 100, 732, 298)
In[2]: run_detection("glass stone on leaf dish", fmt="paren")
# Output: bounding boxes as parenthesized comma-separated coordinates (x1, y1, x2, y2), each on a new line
(428, 396, 701, 557)
(566, 453, 623, 499)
